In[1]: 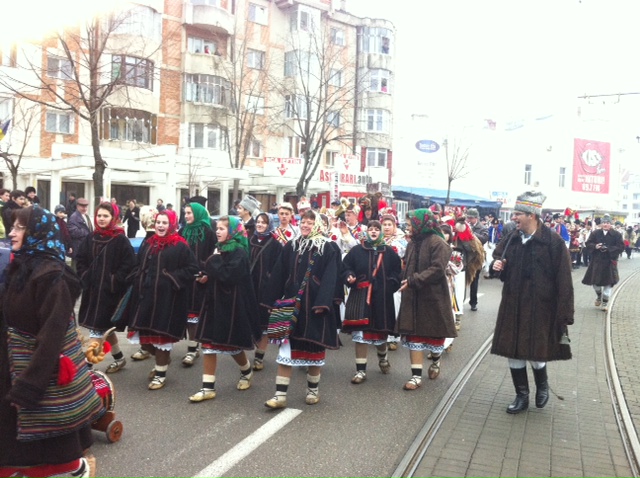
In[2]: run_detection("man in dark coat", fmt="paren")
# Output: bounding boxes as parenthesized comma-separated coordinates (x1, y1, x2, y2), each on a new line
(490, 191, 574, 414)
(1, 190, 25, 233)
(581, 214, 625, 311)
(66, 198, 92, 265)
(465, 208, 488, 311)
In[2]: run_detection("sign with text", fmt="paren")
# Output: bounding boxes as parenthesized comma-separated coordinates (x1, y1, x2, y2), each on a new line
(415, 139, 440, 153)
(572, 138, 610, 194)
(263, 157, 303, 177)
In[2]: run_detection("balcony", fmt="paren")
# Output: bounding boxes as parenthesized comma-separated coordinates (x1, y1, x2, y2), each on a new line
(183, 2, 235, 36)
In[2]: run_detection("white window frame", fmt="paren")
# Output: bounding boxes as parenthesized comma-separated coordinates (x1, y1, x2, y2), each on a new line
(364, 109, 390, 133)
(0, 97, 12, 123)
(290, 6, 318, 32)
(184, 74, 227, 105)
(366, 148, 388, 168)
(111, 5, 162, 41)
(524, 164, 532, 185)
(284, 51, 296, 77)
(329, 69, 342, 87)
(246, 137, 261, 157)
(325, 150, 337, 167)
(327, 111, 340, 127)
(330, 27, 345, 46)
(188, 123, 228, 150)
(361, 27, 393, 55)
(112, 55, 153, 90)
(285, 94, 308, 119)
(187, 36, 217, 55)
(247, 49, 265, 69)
(103, 108, 157, 144)
(45, 111, 74, 134)
(1, 47, 16, 67)
(246, 95, 264, 115)
(369, 69, 390, 93)
(248, 3, 268, 25)
(559, 167, 566, 188)
(47, 56, 73, 80)
(285, 136, 306, 158)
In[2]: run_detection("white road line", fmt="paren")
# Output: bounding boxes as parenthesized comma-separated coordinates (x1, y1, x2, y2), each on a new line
(192, 408, 302, 478)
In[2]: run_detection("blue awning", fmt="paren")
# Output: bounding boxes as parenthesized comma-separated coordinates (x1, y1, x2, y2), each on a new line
(393, 186, 502, 209)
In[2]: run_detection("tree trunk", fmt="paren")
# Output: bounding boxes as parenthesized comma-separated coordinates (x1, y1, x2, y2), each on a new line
(11, 168, 17, 190)
(90, 114, 105, 205)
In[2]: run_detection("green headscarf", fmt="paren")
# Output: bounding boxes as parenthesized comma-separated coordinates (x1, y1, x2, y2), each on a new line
(218, 215, 249, 253)
(408, 209, 445, 240)
(181, 202, 211, 246)
(363, 220, 386, 249)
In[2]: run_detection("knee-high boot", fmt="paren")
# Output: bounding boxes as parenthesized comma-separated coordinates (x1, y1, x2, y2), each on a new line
(532, 366, 549, 408)
(507, 367, 529, 414)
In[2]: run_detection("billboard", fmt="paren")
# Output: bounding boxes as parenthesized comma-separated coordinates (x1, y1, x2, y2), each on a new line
(572, 138, 610, 194)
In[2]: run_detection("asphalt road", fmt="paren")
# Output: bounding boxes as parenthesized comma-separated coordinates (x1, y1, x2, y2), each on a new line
(90, 275, 505, 478)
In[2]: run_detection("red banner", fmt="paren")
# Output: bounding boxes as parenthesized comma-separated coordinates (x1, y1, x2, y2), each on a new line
(572, 138, 610, 194)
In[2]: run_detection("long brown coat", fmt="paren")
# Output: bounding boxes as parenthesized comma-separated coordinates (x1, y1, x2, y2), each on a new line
(396, 234, 457, 338)
(490, 222, 574, 361)
(581, 228, 625, 287)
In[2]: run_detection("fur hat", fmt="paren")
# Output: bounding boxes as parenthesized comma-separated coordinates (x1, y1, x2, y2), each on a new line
(54, 204, 66, 214)
(297, 199, 311, 212)
(189, 195, 207, 207)
(279, 202, 295, 212)
(465, 208, 479, 218)
(601, 214, 612, 224)
(345, 202, 360, 215)
(239, 195, 261, 215)
(514, 190, 546, 216)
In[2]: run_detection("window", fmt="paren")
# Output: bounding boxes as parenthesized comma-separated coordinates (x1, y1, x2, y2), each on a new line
(364, 109, 390, 133)
(184, 74, 228, 105)
(47, 57, 73, 80)
(247, 49, 265, 69)
(285, 95, 308, 119)
(0, 98, 12, 123)
(559, 167, 566, 188)
(187, 37, 217, 55)
(191, 0, 220, 5)
(188, 123, 227, 150)
(366, 148, 388, 167)
(369, 69, 390, 93)
(110, 5, 162, 40)
(45, 111, 74, 134)
(246, 95, 264, 115)
(331, 27, 345, 46)
(101, 108, 157, 144)
(325, 150, 337, 167)
(524, 164, 532, 185)
(248, 3, 268, 25)
(0, 47, 16, 67)
(246, 137, 261, 157)
(329, 69, 342, 87)
(327, 111, 340, 127)
(112, 56, 153, 90)
(290, 6, 318, 32)
(284, 50, 313, 77)
(284, 51, 296, 77)
(360, 27, 393, 55)
(286, 136, 306, 158)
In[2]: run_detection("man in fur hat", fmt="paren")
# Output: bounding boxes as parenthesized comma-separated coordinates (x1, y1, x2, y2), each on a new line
(237, 195, 261, 237)
(490, 191, 573, 414)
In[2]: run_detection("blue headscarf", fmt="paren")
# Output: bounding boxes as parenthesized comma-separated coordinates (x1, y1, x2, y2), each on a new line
(14, 205, 66, 261)
(253, 212, 275, 240)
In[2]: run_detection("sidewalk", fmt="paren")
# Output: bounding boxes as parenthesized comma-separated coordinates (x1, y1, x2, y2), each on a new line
(412, 260, 639, 477)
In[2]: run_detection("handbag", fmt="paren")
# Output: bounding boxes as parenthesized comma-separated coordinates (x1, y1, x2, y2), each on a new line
(7, 317, 105, 441)
(267, 252, 317, 343)
(342, 253, 384, 331)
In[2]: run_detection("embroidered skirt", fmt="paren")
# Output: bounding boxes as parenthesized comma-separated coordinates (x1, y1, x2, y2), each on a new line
(276, 338, 326, 367)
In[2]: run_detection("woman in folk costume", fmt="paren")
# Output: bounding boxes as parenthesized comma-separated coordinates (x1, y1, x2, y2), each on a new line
(397, 209, 457, 390)
(179, 202, 217, 367)
(261, 210, 341, 409)
(440, 223, 464, 344)
(76, 202, 136, 374)
(342, 220, 402, 384)
(249, 213, 283, 371)
(1, 206, 103, 478)
(189, 216, 262, 402)
(128, 210, 199, 390)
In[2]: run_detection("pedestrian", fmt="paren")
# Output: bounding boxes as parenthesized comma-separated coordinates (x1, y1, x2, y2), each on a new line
(189, 216, 262, 402)
(273, 202, 300, 245)
(463, 208, 488, 311)
(53, 205, 72, 254)
(123, 199, 141, 238)
(76, 202, 136, 374)
(127, 210, 198, 390)
(236, 194, 261, 238)
(66, 192, 77, 216)
(248, 212, 283, 371)
(581, 214, 625, 311)
(229, 199, 240, 216)
(179, 201, 217, 367)
(0, 188, 10, 239)
(0, 206, 102, 478)
(67, 197, 93, 269)
(156, 198, 165, 212)
(397, 209, 457, 390)
(1, 190, 26, 233)
(342, 220, 401, 385)
(24, 186, 40, 205)
(490, 191, 574, 414)
(623, 226, 636, 259)
(262, 209, 341, 408)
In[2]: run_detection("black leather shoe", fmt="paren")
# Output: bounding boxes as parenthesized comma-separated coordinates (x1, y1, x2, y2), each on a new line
(471, 305, 478, 311)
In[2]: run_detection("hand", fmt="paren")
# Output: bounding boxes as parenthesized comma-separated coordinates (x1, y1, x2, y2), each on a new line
(346, 275, 356, 284)
(493, 260, 504, 272)
(339, 221, 348, 234)
(196, 275, 208, 284)
(398, 279, 408, 292)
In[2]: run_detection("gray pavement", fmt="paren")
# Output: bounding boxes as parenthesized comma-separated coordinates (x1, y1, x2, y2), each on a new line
(412, 257, 639, 478)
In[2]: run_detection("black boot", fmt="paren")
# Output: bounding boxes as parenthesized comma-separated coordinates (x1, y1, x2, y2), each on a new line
(507, 367, 529, 414)
(532, 366, 549, 408)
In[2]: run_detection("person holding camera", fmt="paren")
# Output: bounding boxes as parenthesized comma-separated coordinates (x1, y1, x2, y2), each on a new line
(581, 214, 625, 311)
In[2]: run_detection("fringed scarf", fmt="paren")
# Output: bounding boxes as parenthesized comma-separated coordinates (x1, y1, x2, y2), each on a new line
(146, 210, 187, 255)
(292, 212, 330, 256)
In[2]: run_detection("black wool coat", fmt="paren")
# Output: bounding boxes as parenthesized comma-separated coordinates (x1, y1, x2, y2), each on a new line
(181, 228, 217, 316)
(581, 228, 625, 287)
(128, 240, 198, 340)
(490, 223, 574, 362)
(196, 247, 262, 349)
(76, 232, 136, 331)
(342, 243, 401, 333)
(249, 235, 283, 329)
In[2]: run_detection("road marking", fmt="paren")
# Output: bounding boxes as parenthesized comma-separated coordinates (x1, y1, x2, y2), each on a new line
(192, 408, 302, 477)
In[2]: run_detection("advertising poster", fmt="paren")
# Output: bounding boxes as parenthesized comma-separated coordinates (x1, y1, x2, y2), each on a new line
(572, 138, 610, 194)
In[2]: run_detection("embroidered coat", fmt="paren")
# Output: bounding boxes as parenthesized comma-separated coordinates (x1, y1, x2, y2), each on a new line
(581, 228, 625, 287)
(490, 223, 574, 361)
(262, 242, 340, 349)
(342, 243, 401, 333)
(128, 240, 198, 340)
(249, 235, 283, 329)
(196, 247, 262, 348)
(396, 234, 457, 338)
(180, 228, 217, 316)
(76, 233, 136, 331)
(0, 258, 93, 466)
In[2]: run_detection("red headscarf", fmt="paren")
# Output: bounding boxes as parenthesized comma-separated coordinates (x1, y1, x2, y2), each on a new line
(146, 209, 187, 254)
(94, 202, 125, 238)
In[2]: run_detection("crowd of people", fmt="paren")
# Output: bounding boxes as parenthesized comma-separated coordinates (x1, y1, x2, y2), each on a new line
(0, 186, 635, 476)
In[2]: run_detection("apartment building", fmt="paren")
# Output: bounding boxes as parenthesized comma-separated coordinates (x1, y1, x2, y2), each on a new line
(0, 0, 394, 214)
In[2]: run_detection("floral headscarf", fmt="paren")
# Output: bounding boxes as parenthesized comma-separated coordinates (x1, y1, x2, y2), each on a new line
(218, 215, 249, 253)
(407, 209, 445, 241)
(94, 202, 125, 238)
(146, 210, 187, 254)
(363, 220, 386, 249)
(292, 211, 330, 256)
(253, 212, 275, 241)
(14, 205, 66, 261)
(181, 202, 212, 247)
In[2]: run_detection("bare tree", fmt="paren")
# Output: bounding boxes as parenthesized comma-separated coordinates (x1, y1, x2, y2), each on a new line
(443, 133, 472, 206)
(0, 5, 165, 205)
(0, 100, 40, 188)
